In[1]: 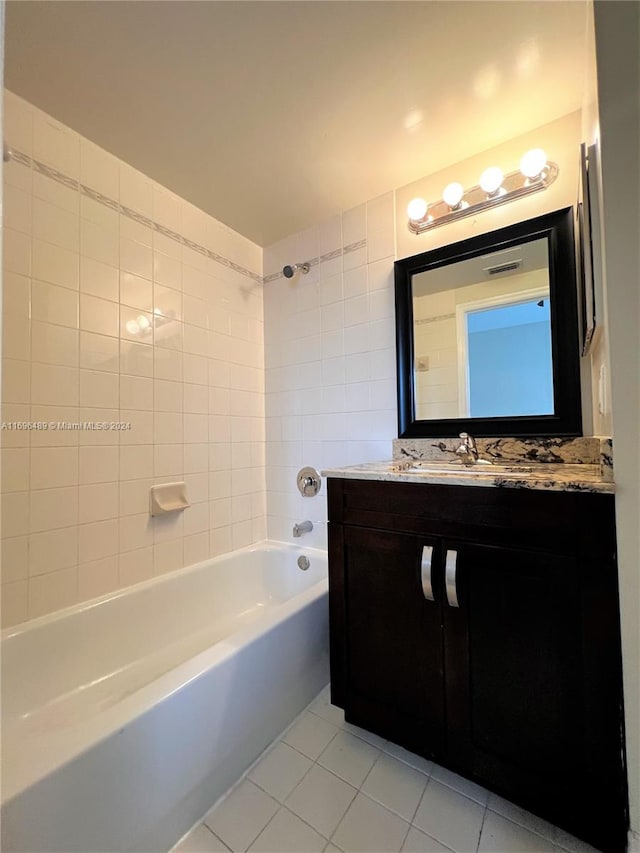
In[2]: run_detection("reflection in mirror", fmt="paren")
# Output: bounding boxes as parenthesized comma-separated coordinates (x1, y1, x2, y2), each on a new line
(394, 207, 582, 438)
(412, 238, 553, 420)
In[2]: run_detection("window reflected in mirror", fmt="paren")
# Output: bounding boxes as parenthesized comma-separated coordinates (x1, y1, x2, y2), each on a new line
(412, 238, 554, 421)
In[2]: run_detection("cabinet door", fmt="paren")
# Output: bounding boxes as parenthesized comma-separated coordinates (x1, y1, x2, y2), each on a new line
(442, 541, 622, 848)
(336, 524, 446, 759)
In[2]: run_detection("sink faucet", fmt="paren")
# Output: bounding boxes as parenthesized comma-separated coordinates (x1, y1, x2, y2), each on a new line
(455, 432, 479, 466)
(293, 520, 313, 538)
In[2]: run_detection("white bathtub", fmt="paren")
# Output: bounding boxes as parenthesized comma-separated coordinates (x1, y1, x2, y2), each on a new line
(1, 541, 329, 852)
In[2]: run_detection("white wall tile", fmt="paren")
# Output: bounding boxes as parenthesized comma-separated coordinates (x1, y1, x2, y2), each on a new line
(120, 513, 154, 553)
(153, 538, 183, 575)
(33, 171, 77, 215)
(1, 448, 30, 493)
(2, 94, 266, 625)
(120, 272, 152, 311)
(119, 547, 153, 586)
(120, 163, 153, 218)
(29, 526, 78, 576)
(33, 109, 79, 178)
(29, 567, 77, 618)
(30, 486, 79, 533)
(120, 375, 153, 411)
(121, 237, 152, 280)
(78, 555, 119, 600)
(80, 369, 119, 408)
(32, 280, 79, 328)
(33, 197, 79, 252)
(30, 447, 79, 490)
(1, 536, 29, 583)
(80, 218, 119, 267)
(80, 256, 119, 302)
(5, 183, 33, 235)
(31, 363, 79, 406)
(31, 321, 78, 367)
(78, 518, 119, 563)
(120, 340, 153, 378)
(79, 446, 119, 484)
(32, 238, 78, 289)
(80, 293, 119, 337)
(3, 314, 30, 360)
(4, 91, 33, 155)
(80, 139, 119, 199)
(78, 483, 119, 524)
(4, 228, 32, 276)
(4, 272, 31, 318)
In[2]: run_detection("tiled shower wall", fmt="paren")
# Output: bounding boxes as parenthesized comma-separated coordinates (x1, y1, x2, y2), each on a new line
(263, 196, 398, 551)
(0, 91, 266, 627)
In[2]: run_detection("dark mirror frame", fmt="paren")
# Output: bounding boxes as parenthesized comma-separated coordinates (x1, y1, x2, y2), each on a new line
(394, 207, 582, 438)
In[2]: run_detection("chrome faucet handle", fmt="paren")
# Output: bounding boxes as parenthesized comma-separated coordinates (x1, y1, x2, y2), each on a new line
(455, 432, 479, 464)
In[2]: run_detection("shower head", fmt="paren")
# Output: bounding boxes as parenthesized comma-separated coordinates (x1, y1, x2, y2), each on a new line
(282, 262, 310, 279)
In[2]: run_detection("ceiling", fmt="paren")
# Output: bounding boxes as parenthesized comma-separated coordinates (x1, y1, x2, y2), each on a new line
(5, 1, 588, 247)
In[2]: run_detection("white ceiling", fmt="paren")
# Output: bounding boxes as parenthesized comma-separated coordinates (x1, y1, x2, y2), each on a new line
(5, 1, 588, 247)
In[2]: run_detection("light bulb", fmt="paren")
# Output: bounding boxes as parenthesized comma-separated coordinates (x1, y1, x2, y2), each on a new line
(480, 166, 504, 195)
(137, 314, 151, 331)
(125, 319, 140, 336)
(407, 197, 428, 221)
(442, 182, 464, 208)
(520, 148, 547, 179)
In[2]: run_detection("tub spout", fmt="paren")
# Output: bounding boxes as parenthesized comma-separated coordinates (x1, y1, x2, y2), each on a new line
(293, 520, 313, 538)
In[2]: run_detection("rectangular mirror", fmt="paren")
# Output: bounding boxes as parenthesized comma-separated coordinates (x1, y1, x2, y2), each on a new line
(395, 208, 582, 437)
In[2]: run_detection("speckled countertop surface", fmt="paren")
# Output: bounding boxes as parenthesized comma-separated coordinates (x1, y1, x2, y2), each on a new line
(322, 460, 614, 493)
(322, 437, 615, 494)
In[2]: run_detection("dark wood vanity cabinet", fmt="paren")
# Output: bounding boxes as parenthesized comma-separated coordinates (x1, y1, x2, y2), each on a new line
(327, 478, 628, 853)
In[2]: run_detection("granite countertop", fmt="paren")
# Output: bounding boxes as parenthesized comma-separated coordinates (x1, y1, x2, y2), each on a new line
(322, 460, 614, 494)
(322, 437, 615, 494)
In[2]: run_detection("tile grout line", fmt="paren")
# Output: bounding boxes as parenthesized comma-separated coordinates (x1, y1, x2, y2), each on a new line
(11, 148, 263, 284)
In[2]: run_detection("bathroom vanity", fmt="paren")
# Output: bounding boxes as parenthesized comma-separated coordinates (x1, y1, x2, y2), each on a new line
(324, 441, 627, 853)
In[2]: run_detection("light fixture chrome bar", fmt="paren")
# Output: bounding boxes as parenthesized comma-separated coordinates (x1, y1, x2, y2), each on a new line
(408, 162, 559, 235)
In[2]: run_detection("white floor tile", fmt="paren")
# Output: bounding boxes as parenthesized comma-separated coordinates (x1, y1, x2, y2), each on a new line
(429, 764, 490, 806)
(318, 730, 380, 788)
(204, 780, 279, 853)
(332, 792, 410, 853)
(284, 711, 340, 760)
(248, 807, 326, 853)
(249, 742, 313, 801)
(478, 810, 555, 852)
(309, 687, 347, 727)
(173, 823, 231, 852)
(286, 764, 358, 838)
(487, 792, 558, 842)
(343, 720, 388, 749)
(554, 828, 603, 853)
(382, 741, 434, 776)
(413, 780, 485, 853)
(362, 753, 428, 822)
(401, 826, 454, 853)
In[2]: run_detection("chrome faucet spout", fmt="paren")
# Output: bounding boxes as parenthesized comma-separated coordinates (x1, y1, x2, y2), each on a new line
(293, 520, 313, 538)
(455, 432, 479, 466)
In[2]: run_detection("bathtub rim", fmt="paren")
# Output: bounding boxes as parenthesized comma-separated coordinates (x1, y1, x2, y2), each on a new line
(1, 538, 326, 641)
(1, 539, 328, 805)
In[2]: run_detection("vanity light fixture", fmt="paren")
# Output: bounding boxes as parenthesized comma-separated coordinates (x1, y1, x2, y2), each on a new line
(407, 148, 558, 234)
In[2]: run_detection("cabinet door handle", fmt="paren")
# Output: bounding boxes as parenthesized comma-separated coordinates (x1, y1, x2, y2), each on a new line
(445, 549, 459, 608)
(420, 545, 435, 601)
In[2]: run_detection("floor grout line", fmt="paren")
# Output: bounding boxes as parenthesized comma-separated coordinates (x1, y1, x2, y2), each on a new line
(177, 684, 600, 853)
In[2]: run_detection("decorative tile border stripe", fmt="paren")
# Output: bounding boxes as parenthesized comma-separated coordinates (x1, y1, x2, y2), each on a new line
(262, 238, 369, 284)
(9, 148, 263, 284)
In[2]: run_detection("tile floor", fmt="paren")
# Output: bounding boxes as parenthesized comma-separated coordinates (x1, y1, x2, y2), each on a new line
(172, 686, 602, 853)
